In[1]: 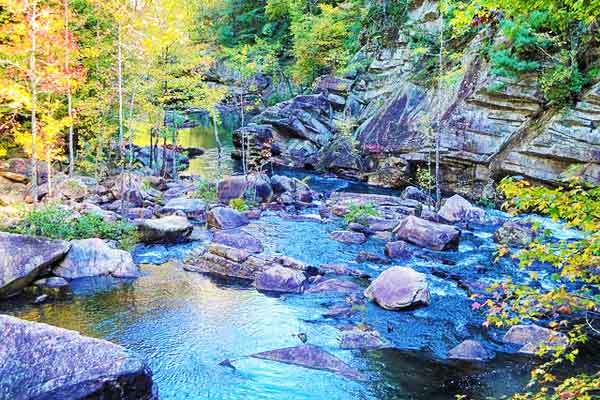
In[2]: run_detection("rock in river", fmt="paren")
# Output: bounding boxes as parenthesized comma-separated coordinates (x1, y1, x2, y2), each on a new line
(339, 327, 386, 350)
(207, 207, 249, 230)
(393, 216, 460, 251)
(212, 230, 263, 253)
(306, 279, 361, 294)
(329, 230, 367, 244)
(250, 344, 364, 380)
(159, 197, 207, 223)
(138, 215, 193, 243)
(0, 315, 154, 399)
(438, 194, 486, 224)
(494, 221, 535, 248)
(54, 238, 140, 279)
(364, 266, 430, 310)
(448, 340, 493, 362)
(0, 232, 70, 298)
(503, 324, 568, 354)
(254, 265, 307, 294)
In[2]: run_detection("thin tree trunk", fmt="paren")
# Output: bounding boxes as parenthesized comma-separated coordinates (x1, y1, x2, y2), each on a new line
(46, 149, 52, 198)
(172, 129, 177, 180)
(117, 23, 126, 218)
(65, 0, 75, 176)
(240, 92, 247, 177)
(30, 0, 38, 203)
(435, 1, 444, 210)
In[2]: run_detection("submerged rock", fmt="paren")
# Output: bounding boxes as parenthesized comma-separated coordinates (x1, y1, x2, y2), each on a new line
(364, 266, 430, 310)
(250, 344, 364, 380)
(212, 230, 263, 253)
(207, 207, 249, 230)
(159, 197, 207, 222)
(494, 221, 535, 247)
(305, 279, 361, 294)
(339, 327, 386, 350)
(438, 194, 486, 224)
(448, 340, 493, 361)
(393, 216, 460, 251)
(384, 240, 410, 259)
(54, 238, 140, 279)
(0, 315, 154, 399)
(330, 230, 367, 244)
(503, 324, 568, 354)
(254, 265, 306, 294)
(138, 216, 193, 243)
(0, 233, 70, 298)
(356, 251, 390, 264)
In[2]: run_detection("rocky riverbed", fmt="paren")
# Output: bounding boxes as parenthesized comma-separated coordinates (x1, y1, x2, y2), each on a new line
(1, 162, 596, 399)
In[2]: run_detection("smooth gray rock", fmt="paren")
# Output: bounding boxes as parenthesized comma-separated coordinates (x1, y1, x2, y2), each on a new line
(503, 324, 568, 354)
(306, 279, 361, 294)
(393, 216, 460, 251)
(212, 230, 263, 253)
(364, 266, 430, 310)
(254, 265, 306, 294)
(160, 197, 207, 222)
(448, 340, 493, 361)
(207, 207, 249, 230)
(250, 344, 364, 380)
(138, 216, 193, 243)
(340, 328, 386, 349)
(0, 315, 154, 400)
(438, 195, 486, 223)
(330, 230, 367, 244)
(384, 240, 410, 259)
(217, 176, 247, 203)
(0, 233, 70, 298)
(54, 238, 140, 279)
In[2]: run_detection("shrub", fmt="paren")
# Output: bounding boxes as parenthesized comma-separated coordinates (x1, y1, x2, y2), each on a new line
(344, 203, 379, 224)
(10, 205, 138, 250)
(229, 198, 248, 212)
(190, 179, 217, 203)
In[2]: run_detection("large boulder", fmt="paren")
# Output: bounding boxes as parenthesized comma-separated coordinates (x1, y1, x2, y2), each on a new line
(159, 197, 207, 222)
(254, 265, 307, 294)
(54, 238, 140, 279)
(212, 230, 263, 253)
(448, 340, 493, 361)
(438, 194, 486, 223)
(0, 233, 70, 298)
(207, 207, 249, 230)
(55, 177, 90, 201)
(393, 216, 460, 251)
(494, 221, 535, 247)
(217, 176, 247, 203)
(384, 240, 411, 259)
(138, 216, 193, 243)
(250, 344, 364, 380)
(503, 324, 568, 354)
(0, 315, 154, 399)
(364, 266, 430, 310)
(400, 186, 429, 203)
(329, 230, 367, 244)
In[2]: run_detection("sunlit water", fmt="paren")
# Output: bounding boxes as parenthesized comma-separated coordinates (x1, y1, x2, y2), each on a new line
(3, 126, 596, 399)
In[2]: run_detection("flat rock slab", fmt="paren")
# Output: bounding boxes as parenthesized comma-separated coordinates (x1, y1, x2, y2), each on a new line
(330, 230, 367, 244)
(306, 279, 361, 294)
(0, 233, 70, 298)
(340, 328, 386, 350)
(448, 340, 493, 361)
(159, 197, 207, 222)
(0, 315, 154, 399)
(212, 230, 263, 253)
(138, 216, 193, 243)
(207, 207, 249, 230)
(250, 344, 364, 380)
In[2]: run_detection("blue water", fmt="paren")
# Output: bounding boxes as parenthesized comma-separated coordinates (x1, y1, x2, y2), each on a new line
(2, 128, 593, 399)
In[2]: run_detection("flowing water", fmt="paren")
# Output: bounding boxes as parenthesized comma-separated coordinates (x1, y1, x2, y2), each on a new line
(3, 127, 596, 399)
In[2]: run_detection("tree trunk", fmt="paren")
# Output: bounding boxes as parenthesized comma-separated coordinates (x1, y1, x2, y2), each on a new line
(172, 129, 177, 180)
(435, 1, 444, 211)
(240, 92, 247, 177)
(65, 0, 75, 176)
(117, 23, 126, 218)
(30, 0, 38, 203)
(46, 149, 52, 198)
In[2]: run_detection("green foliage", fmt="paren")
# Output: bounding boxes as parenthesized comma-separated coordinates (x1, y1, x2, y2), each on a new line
(415, 166, 435, 190)
(190, 179, 218, 203)
(10, 205, 138, 249)
(229, 197, 249, 211)
(344, 202, 379, 224)
(473, 177, 600, 399)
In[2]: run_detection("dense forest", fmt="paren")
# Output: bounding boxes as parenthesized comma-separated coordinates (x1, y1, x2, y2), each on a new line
(1, 1, 599, 399)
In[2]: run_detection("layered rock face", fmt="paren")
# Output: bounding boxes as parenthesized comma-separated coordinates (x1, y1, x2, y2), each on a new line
(0, 315, 154, 399)
(233, 2, 600, 195)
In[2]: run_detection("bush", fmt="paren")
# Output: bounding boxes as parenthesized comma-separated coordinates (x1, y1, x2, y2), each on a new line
(344, 203, 379, 224)
(229, 198, 248, 212)
(190, 179, 217, 203)
(10, 205, 138, 250)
